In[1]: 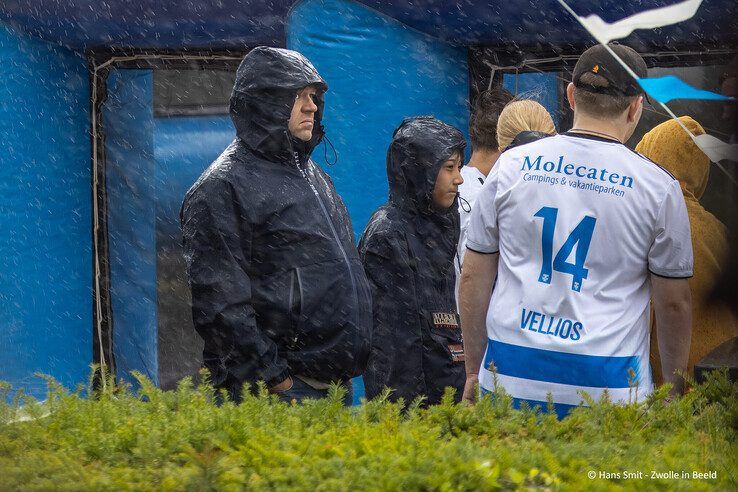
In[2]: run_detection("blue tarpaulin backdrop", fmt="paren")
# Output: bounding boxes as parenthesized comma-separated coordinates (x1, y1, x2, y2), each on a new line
(103, 69, 159, 388)
(0, 24, 92, 396)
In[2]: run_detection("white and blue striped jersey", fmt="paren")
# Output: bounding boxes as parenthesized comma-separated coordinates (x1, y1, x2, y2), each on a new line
(466, 132, 693, 417)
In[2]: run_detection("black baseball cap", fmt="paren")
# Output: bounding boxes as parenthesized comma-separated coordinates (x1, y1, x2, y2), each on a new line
(573, 44, 648, 97)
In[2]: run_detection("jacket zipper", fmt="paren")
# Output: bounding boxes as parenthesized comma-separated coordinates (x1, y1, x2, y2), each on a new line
(292, 151, 361, 352)
(288, 268, 298, 349)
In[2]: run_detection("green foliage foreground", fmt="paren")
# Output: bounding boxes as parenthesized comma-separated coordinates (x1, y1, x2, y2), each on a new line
(1, 371, 736, 491)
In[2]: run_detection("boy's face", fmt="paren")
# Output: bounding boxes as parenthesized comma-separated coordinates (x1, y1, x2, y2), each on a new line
(432, 152, 464, 209)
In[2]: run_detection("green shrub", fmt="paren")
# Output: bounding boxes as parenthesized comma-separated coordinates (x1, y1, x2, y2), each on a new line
(1, 369, 736, 491)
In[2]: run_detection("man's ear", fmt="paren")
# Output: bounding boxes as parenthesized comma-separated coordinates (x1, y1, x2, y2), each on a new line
(566, 83, 576, 110)
(627, 95, 643, 123)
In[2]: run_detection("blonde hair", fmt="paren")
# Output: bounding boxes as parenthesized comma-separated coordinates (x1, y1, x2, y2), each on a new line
(496, 100, 556, 151)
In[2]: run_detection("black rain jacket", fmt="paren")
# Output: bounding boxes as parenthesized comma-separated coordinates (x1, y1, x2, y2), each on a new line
(181, 47, 372, 395)
(359, 116, 467, 405)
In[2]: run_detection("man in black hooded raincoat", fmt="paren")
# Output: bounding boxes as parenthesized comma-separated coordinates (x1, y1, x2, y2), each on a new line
(359, 116, 467, 405)
(181, 47, 372, 403)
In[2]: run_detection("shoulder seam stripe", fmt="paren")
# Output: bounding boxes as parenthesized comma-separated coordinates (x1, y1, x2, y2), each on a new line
(648, 268, 693, 279)
(626, 147, 677, 181)
(466, 246, 499, 255)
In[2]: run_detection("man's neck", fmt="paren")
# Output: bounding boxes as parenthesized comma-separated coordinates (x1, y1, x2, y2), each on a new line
(570, 114, 629, 143)
(466, 148, 501, 177)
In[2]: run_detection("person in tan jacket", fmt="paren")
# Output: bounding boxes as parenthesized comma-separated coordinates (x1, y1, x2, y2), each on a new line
(636, 116, 738, 384)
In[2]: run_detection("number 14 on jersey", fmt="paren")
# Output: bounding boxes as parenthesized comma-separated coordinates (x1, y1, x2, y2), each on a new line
(534, 206, 597, 293)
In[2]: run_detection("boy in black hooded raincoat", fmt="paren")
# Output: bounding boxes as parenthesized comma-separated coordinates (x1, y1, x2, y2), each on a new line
(360, 116, 466, 405)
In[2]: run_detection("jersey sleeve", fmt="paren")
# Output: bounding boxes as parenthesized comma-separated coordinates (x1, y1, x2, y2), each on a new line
(648, 179, 694, 278)
(465, 165, 500, 254)
(457, 194, 471, 262)
(456, 177, 476, 264)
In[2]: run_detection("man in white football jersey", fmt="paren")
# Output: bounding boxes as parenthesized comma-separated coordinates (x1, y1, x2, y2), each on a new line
(459, 44, 693, 417)
(455, 89, 513, 305)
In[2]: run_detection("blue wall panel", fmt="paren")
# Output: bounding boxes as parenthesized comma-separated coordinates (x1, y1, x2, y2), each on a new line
(288, 0, 471, 239)
(0, 24, 91, 399)
(103, 69, 159, 387)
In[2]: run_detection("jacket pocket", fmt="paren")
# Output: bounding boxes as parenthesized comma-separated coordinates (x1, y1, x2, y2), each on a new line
(428, 311, 465, 363)
(288, 267, 304, 350)
(286, 258, 370, 380)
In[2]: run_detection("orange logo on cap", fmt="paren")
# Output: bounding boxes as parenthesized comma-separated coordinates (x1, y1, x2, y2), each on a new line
(592, 65, 600, 73)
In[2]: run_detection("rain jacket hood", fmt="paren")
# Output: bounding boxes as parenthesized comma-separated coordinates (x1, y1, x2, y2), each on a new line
(230, 46, 328, 163)
(386, 116, 466, 276)
(388, 116, 467, 214)
(635, 116, 709, 200)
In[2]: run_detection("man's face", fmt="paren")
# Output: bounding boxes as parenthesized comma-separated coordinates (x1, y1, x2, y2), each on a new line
(288, 86, 319, 142)
(432, 152, 464, 209)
